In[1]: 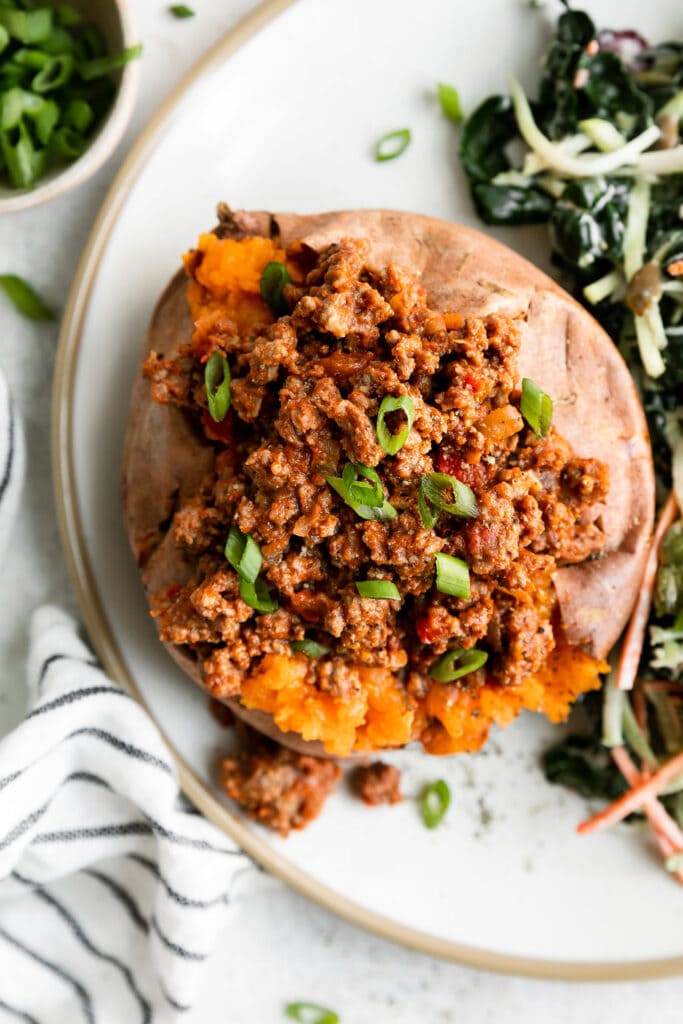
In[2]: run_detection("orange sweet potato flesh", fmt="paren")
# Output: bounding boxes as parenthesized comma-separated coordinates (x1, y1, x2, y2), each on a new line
(123, 208, 654, 759)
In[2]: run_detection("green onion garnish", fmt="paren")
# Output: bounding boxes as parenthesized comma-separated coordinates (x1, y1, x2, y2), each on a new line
(355, 580, 401, 601)
(224, 528, 262, 584)
(374, 128, 411, 162)
(239, 577, 278, 614)
(429, 647, 488, 682)
(260, 261, 292, 316)
(434, 553, 470, 599)
(55, 5, 82, 28)
(520, 378, 553, 438)
(341, 462, 383, 507)
(326, 464, 397, 522)
(0, 274, 53, 320)
(420, 779, 451, 829)
(170, 4, 195, 16)
(437, 82, 463, 123)
(291, 639, 330, 658)
(418, 472, 477, 528)
(376, 394, 415, 455)
(31, 54, 74, 93)
(205, 351, 231, 422)
(0, 9, 53, 46)
(79, 42, 143, 81)
(285, 1003, 339, 1024)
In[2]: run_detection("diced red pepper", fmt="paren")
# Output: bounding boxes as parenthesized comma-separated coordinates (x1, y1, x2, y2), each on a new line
(202, 409, 234, 444)
(416, 615, 440, 645)
(463, 373, 480, 392)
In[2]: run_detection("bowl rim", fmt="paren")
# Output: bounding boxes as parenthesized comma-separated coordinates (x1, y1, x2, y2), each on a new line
(0, 0, 141, 215)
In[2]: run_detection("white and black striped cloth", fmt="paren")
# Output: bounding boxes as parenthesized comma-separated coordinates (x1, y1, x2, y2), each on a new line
(0, 369, 24, 568)
(0, 606, 255, 1021)
(0, 371, 255, 1021)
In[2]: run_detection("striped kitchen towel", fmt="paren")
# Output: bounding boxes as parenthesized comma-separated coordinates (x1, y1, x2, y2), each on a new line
(0, 604, 255, 1022)
(0, 368, 25, 567)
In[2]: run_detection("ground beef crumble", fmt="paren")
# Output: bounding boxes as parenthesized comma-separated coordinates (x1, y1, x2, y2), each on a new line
(350, 762, 403, 806)
(144, 226, 609, 755)
(221, 728, 341, 835)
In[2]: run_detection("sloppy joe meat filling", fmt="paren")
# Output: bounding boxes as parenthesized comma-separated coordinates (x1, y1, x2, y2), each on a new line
(143, 226, 610, 756)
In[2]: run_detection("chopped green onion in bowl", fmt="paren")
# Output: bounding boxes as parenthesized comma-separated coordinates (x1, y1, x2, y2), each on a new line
(0, 3, 142, 193)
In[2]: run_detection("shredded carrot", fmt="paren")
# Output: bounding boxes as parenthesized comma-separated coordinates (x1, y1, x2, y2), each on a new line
(578, 747, 683, 835)
(667, 259, 683, 277)
(616, 492, 679, 691)
(610, 746, 683, 883)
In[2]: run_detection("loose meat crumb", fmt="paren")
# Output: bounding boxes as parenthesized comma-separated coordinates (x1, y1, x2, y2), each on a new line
(350, 762, 402, 806)
(221, 734, 341, 835)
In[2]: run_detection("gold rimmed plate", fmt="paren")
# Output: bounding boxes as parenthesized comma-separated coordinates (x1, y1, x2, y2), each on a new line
(53, 0, 683, 979)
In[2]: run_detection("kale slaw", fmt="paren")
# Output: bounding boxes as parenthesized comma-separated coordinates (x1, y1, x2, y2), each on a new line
(459, 3, 683, 879)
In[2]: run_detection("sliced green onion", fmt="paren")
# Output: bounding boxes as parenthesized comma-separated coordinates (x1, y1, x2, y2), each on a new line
(239, 577, 278, 614)
(32, 54, 74, 93)
(429, 647, 488, 682)
(285, 1002, 339, 1024)
(56, 5, 82, 28)
(376, 394, 415, 455)
(374, 128, 411, 162)
(420, 779, 451, 829)
(204, 351, 231, 422)
(291, 639, 330, 658)
(419, 473, 478, 525)
(79, 42, 143, 81)
(520, 378, 553, 438)
(224, 528, 262, 584)
(64, 97, 94, 133)
(434, 553, 470, 599)
(437, 82, 463, 123)
(0, 8, 53, 46)
(326, 468, 397, 522)
(355, 580, 401, 601)
(0, 274, 54, 320)
(259, 261, 291, 316)
(51, 125, 86, 158)
(341, 462, 383, 507)
(170, 4, 196, 16)
(418, 486, 439, 529)
(0, 24, 8, 54)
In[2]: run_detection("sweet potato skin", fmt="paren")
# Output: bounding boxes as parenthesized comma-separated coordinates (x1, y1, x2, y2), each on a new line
(122, 208, 654, 757)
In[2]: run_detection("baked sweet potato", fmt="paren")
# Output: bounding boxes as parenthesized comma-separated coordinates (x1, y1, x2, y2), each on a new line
(123, 208, 654, 757)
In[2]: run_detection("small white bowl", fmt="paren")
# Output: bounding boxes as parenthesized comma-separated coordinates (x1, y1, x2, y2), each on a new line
(0, 0, 140, 214)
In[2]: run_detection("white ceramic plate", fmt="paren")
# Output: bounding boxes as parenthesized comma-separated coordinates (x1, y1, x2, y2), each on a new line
(53, 0, 683, 978)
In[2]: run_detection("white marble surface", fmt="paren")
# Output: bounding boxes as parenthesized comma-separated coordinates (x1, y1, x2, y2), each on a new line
(1, 2, 683, 1021)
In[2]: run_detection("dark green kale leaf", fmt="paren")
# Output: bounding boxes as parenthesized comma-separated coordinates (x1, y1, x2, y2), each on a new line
(459, 94, 516, 182)
(543, 735, 628, 801)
